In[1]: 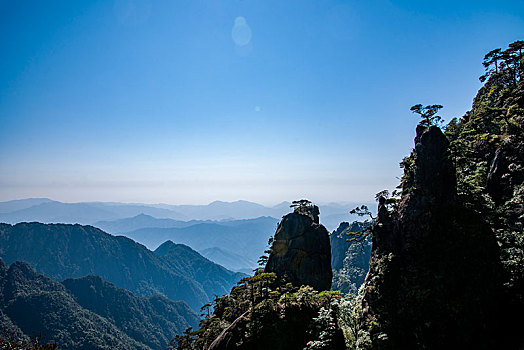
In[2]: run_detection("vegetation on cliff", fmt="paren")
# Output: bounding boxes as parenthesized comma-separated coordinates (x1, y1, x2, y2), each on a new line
(172, 204, 347, 350)
(353, 40, 523, 349)
(446, 40, 524, 300)
(172, 273, 347, 350)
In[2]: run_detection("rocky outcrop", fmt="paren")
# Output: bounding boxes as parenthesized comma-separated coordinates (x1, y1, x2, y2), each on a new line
(487, 139, 524, 207)
(265, 205, 332, 292)
(487, 147, 511, 205)
(359, 126, 504, 349)
(208, 311, 250, 350)
(330, 222, 351, 271)
(330, 222, 372, 294)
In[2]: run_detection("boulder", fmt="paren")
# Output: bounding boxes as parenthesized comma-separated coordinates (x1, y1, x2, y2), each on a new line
(265, 205, 332, 291)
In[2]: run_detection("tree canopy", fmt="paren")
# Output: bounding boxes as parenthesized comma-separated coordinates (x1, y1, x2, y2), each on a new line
(290, 199, 313, 209)
(410, 104, 444, 127)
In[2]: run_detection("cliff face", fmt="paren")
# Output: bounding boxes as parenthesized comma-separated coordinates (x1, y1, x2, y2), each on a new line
(330, 222, 351, 271)
(182, 205, 344, 350)
(330, 222, 372, 294)
(359, 126, 504, 349)
(265, 205, 332, 291)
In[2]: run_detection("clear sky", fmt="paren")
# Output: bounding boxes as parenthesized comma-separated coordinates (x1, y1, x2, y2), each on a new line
(1, 0, 523, 205)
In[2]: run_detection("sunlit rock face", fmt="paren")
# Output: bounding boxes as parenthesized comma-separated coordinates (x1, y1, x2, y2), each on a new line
(265, 205, 332, 292)
(360, 126, 504, 349)
(330, 222, 351, 271)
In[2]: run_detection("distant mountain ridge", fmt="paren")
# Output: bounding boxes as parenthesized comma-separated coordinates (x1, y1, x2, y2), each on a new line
(122, 217, 279, 269)
(0, 198, 54, 213)
(0, 200, 186, 225)
(199, 247, 256, 274)
(0, 198, 369, 229)
(94, 214, 212, 234)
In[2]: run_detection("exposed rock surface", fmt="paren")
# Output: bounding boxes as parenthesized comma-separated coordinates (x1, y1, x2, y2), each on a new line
(486, 147, 511, 205)
(265, 205, 332, 291)
(486, 141, 524, 207)
(207, 311, 250, 350)
(330, 222, 351, 271)
(330, 221, 372, 294)
(360, 126, 505, 349)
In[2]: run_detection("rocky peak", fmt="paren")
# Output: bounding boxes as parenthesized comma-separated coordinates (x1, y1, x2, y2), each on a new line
(400, 125, 456, 214)
(360, 126, 504, 348)
(293, 204, 320, 224)
(264, 205, 332, 291)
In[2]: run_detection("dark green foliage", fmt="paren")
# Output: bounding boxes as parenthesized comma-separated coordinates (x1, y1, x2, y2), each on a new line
(0, 258, 199, 349)
(0, 331, 57, 350)
(62, 275, 199, 350)
(479, 41, 523, 82)
(349, 205, 373, 220)
(410, 104, 444, 127)
(445, 40, 524, 307)
(172, 273, 346, 350)
(290, 199, 313, 209)
(357, 41, 524, 349)
(0, 222, 239, 311)
(154, 241, 246, 300)
(0, 259, 149, 350)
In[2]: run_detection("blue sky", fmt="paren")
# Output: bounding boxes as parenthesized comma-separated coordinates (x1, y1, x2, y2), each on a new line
(1, 0, 523, 205)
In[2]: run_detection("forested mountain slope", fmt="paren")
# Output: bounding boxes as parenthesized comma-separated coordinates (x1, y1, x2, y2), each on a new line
(63, 275, 199, 350)
(154, 241, 245, 300)
(0, 222, 243, 311)
(0, 259, 150, 349)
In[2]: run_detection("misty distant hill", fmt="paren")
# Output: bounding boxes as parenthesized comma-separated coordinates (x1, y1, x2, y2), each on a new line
(0, 222, 243, 311)
(0, 201, 185, 225)
(0, 198, 368, 228)
(199, 247, 256, 274)
(0, 201, 118, 225)
(94, 214, 212, 234)
(154, 200, 284, 220)
(0, 198, 55, 213)
(122, 217, 279, 268)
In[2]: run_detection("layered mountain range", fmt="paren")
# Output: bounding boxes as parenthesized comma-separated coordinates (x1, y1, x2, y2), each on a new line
(0, 199, 367, 231)
(0, 222, 243, 312)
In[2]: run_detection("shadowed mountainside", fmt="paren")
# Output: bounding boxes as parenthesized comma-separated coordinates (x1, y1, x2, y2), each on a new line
(0, 222, 243, 311)
(63, 274, 199, 350)
(359, 126, 505, 349)
(154, 241, 245, 299)
(0, 259, 150, 349)
(123, 217, 279, 267)
(330, 221, 372, 295)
